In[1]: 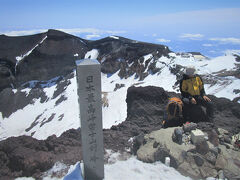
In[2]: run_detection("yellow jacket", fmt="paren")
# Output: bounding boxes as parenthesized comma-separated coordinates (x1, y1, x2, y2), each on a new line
(180, 75, 205, 98)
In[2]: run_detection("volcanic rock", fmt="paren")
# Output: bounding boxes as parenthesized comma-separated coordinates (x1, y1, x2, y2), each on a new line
(0, 129, 82, 179)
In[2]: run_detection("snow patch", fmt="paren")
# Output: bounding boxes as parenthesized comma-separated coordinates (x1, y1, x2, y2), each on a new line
(204, 55, 239, 73)
(84, 49, 99, 59)
(15, 177, 35, 180)
(109, 35, 119, 39)
(34, 152, 191, 180)
(16, 36, 47, 63)
(104, 154, 191, 180)
(143, 54, 153, 64)
(74, 53, 79, 57)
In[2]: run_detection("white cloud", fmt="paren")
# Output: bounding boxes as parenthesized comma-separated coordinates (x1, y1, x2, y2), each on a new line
(209, 50, 216, 53)
(202, 44, 213, 47)
(152, 33, 157, 37)
(156, 38, 171, 43)
(105, 30, 127, 34)
(179, 33, 204, 40)
(58, 28, 126, 36)
(209, 37, 240, 44)
(0, 28, 127, 37)
(85, 34, 101, 40)
(0, 29, 48, 36)
(58, 28, 100, 35)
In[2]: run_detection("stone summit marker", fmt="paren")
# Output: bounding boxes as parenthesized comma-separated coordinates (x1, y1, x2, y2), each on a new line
(76, 59, 104, 180)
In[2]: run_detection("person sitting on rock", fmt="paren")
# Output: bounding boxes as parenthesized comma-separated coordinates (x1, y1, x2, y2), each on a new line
(180, 66, 214, 121)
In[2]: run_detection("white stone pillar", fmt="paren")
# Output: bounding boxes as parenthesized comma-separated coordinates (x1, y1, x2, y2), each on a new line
(76, 59, 104, 180)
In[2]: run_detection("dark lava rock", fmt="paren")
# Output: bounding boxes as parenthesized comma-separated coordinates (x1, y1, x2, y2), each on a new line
(172, 128, 184, 145)
(132, 133, 145, 155)
(114, 83, 125, 91)
(0, 58, 15, 90)
(193, 154, 204, 167)
(0, 87, 48, 118)
(205, 151, 217, 165)
(126, 86, 168, 121)
(195, 138, 209, 155)
(0, 129, 82, 179)
(207, 129, 219, 146)
(223, 135, 232, 144)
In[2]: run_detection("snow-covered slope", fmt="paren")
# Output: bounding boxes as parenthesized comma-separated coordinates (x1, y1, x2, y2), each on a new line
(16, 152, 192, 180)
(0, 51, 239, 141)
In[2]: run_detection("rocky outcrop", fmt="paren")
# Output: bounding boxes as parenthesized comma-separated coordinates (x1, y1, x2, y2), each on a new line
(0, 129, 82, 179)
(136, 127, 240, 179)
(89, 37, 170, 78)
(0, 58, 16, 90)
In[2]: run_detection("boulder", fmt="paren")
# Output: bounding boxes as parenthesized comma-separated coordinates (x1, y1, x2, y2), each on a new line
(195, 138, 209, 155)
(205, 151, 217, 165)
(190, 129, 206, 145)
(183, 122, 197, 133)
(207, 129, 219, 146)
(193, 154, 204, 166)
(215, 154, 227, 170)
(137, 127, 195, 167)
(172, 128, 184, 145)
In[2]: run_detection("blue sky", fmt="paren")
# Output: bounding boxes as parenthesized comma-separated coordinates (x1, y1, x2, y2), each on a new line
(1, 0, 240, 57)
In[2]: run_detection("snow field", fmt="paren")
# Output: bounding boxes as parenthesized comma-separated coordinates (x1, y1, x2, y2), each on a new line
(0, 75, 80, 140)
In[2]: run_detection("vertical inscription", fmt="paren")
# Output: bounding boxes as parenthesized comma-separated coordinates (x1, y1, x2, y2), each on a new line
(76, 59, 104, 180)
(85, 75, 98, 166)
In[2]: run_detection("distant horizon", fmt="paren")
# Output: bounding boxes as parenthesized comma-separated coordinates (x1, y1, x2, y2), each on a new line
(1, 0, 240, 58)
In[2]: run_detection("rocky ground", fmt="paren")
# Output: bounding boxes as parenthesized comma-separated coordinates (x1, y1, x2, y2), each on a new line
(0, 86, 240, 179)
(137, 127, 240, 179)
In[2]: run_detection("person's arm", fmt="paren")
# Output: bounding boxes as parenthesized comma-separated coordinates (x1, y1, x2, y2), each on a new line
(198, 75, 211, 102)
(198, 76, 206, 96)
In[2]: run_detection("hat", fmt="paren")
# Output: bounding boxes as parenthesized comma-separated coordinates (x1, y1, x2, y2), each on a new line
(185, 66, 197, 76)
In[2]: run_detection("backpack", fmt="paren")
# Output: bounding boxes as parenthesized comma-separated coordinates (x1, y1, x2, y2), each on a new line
(166, 97, 183, 120)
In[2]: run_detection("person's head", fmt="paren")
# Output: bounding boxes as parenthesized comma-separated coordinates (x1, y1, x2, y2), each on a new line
(185, 66, 197, 77)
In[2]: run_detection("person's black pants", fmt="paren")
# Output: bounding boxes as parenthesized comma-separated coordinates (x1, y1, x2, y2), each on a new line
(182, 96, 214, 121)
(195, 96, 214, 118)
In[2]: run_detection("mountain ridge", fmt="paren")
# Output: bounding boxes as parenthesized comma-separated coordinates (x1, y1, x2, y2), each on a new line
(0, 29, 170, 91)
